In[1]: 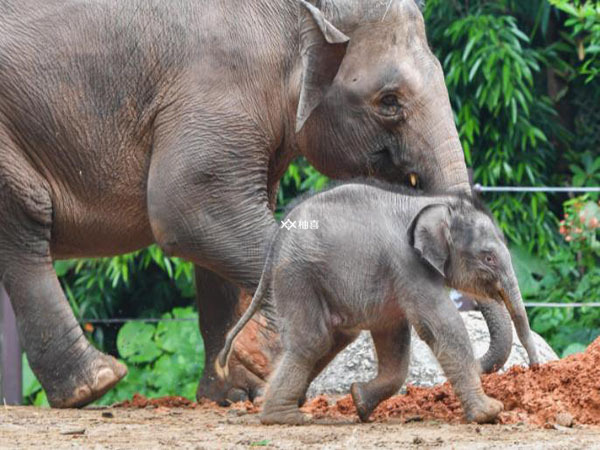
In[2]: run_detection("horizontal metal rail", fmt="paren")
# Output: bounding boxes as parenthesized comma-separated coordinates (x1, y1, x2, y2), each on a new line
(523, 302, 600, 308)
(81, 317, 197, 324)
(77, 301, 600, 324)
(474, 185, 600, 193)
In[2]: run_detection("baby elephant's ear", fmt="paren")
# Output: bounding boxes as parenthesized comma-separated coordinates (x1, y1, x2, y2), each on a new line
(407, 204, 451, 278)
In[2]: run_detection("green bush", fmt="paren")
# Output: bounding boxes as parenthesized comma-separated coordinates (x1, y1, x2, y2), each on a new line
(276, 157, 329, 217)
(425, 0, 600, 356)
(550, 0, 600, 81)
(22, 355, 49, 407)
(518, 196, 600, 356)
(100, 306, 204, 404)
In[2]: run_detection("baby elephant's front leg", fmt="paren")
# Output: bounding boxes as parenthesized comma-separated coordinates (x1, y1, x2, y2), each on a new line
(409, 298, 503, 423)
(351, 321, 411, 422)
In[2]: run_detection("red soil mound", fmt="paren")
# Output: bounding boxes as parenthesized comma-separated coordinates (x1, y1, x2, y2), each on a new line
(304, 337, 600, 426)
(114, 337, 600, 427)
(115, 393, 196, 409)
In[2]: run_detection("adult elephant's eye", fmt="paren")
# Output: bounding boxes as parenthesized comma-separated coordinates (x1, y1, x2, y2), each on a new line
(381, 94, 398, 107)
(379, 94, 404, 118)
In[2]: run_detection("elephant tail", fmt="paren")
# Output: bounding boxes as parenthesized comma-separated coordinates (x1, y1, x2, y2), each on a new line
(214, 230, 278, 381)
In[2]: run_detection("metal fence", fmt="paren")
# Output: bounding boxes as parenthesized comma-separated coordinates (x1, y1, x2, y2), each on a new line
(1, 185, 599, 404)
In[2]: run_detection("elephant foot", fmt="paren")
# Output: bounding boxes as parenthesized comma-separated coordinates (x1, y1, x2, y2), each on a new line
(260, 407, 311, 425)
(196, 374, 248, 406)
(197, 320, 271, 405)
(46, 347, 127, 408)
(464, 395, 503, 424)
(351, 382, 378, 423)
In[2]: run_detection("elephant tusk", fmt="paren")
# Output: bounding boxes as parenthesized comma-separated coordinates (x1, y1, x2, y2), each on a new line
(409, 173, 418, 187)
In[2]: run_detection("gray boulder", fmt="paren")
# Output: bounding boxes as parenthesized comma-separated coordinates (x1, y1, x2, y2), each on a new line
(307, 311, 558, 396)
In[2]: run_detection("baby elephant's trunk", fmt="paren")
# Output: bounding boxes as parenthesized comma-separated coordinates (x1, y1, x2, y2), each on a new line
(499, 272, 540, 366)
(478, 299, 513, 373)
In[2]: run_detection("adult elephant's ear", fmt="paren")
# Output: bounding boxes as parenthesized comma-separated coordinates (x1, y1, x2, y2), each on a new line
(407, 204, 451, 278)
(296, 0, 350, 132)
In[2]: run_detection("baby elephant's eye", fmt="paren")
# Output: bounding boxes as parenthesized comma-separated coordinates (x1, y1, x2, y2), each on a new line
(484, 254, 495, 264)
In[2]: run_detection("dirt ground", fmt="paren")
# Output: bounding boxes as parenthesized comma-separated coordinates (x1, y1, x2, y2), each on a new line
(1, 404, 600, 449)
(2, 338, 600, 448)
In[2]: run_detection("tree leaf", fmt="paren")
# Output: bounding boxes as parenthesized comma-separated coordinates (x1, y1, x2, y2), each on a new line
(117, 322, 162, 363)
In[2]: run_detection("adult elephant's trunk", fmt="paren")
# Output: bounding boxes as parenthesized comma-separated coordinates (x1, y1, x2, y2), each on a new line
(498, 272, 540, 366)
(425, 123, 471, 195)
(477, 299, 513, 374)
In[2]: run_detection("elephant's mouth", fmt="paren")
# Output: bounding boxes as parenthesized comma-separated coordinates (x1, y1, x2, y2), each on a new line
(496, 286, 515, 316)
(368, 146, 421, 189)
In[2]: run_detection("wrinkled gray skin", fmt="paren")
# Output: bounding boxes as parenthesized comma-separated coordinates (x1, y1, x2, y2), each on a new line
(0, 0, 472, 408)
(217, 183, 539, 425)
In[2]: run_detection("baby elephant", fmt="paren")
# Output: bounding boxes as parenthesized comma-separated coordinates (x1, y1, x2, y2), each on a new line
(216, 182, 539, 425)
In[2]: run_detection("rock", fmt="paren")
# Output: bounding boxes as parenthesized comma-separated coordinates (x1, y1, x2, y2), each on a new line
(307, 311, 558, 397)
(555, 412, 574, 428)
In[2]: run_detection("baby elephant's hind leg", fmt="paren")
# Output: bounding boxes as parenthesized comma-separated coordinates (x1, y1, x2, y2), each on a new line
(351, 320, 411, 422)
(290, 331, 359, 408)
(260, 280, 332, 425)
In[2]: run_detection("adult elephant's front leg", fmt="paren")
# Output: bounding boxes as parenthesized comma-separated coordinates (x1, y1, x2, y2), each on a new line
(147, 114, 281, 404)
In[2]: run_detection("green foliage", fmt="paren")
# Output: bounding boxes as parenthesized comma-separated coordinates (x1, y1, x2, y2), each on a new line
(569, 152, 600, 186)
(117, 322, 163, 363)
(550, 0, 600, 81)
(424, 0, 599, 356)
(518, 196, 600, 356)
(22, 355, 48, 407)
(56, 245, 194, 319)
(99, 307, 204, 404)
(276, 157, 329, 218)
(510, 245, 550, 298)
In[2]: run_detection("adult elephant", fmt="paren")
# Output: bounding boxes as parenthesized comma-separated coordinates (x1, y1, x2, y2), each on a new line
(0, 0, 492, 408)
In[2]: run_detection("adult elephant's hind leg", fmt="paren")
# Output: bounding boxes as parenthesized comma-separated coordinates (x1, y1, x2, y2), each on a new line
(147, 111, 279, 406)
(0, 153, 126, 407)
(351, 320, 411, 422)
